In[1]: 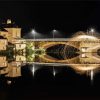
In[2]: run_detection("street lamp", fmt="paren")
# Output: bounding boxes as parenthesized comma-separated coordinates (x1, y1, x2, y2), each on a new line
(90, 28, 95, 33)
(31, 29, 36, 40)
(52, 29, 57, 41)
(52, 29, 57, 75)
(88, 28, 95, 36)
(90, 28, 95, 35)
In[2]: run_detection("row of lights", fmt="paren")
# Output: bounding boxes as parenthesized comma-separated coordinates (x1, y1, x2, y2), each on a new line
(31, 29, 58, 39)
(30, 28, 95, 39)
(31, 28, 96, 83)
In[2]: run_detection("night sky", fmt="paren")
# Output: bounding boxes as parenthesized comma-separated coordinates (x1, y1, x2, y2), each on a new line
(0, 0, 100, 100)
(0, 1, 100, 36)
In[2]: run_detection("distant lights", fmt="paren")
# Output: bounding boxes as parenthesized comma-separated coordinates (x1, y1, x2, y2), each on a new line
(77, 35, 97, 40)
(53, 67, 56, 76)
(32, 65, 35, 76)
(53, 29, 57, 32)
(31, 29, 36, 34)
(90, 70, 94, 81)
(7, 80, 12, 85)
(90, 28, 95, 33)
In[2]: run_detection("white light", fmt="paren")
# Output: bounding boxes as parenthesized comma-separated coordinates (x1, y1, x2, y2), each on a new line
(77, 35, 97, 40)
(53, 29, 56, 32)
(32, 30, 35, 34)
(90, 70, 94, 81)
(53, 70, 56, 76)
(81, 48, 86, 52)
(53, 67, 56, 76)
(81, 53, 86, 58)
(90, 28, 95, 33)
(32, 65, 35, 76)
(7, 80, 12, 85)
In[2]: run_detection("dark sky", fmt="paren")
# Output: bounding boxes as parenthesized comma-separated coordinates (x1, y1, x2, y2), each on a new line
(0, 1, 100, 37)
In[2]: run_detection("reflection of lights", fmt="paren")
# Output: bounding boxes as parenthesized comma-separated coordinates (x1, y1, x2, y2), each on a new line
(71, 65, 99, 72)
(69, 64, 99, 83)
(32, 65, 35, 76)
(90, 70, 94, 81)
(7, 80, 12, 85)
(53, 67, 56, 76)
(53, 70, 56, 76)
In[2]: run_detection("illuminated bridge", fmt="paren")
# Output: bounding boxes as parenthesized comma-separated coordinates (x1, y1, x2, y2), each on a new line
(1, 30, 100, 80)
(0, 19, 100, 82)
(25, 32, 100, 78)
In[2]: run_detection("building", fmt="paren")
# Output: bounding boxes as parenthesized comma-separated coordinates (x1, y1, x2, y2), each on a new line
(0, 19, 23, 78)
(0, 56, 7, 67)
(1, 19, 21, 41)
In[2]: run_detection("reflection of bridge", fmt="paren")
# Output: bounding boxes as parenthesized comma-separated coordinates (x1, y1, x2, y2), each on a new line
(25, 36, 100, 78)
(26, 38, 100, 65)
(1, 31, 100, 80)
(1, 19, 100, 82)
(27, 39, 81, 64)
(41, 41, 80, 49)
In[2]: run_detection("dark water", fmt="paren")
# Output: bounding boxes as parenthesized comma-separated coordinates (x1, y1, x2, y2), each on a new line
(0, 65, 100, 100)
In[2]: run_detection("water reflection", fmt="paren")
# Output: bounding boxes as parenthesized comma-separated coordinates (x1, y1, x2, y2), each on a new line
(0, 20, 100, 84)
(0, 39, 100, 82)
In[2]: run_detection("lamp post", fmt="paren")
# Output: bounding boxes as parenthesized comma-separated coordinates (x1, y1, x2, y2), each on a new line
(89, 28, 95, 36)
(52, 29, 57, 76)
(91, 28, 94, 36)
(31, 29, 36, 40)
(52, 29, 56, 41)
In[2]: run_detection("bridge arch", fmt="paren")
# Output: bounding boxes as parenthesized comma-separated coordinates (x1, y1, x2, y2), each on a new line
(41, 41, 80, 50)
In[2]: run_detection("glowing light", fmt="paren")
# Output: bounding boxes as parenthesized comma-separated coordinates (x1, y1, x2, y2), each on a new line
(77, 35, 97, 40)
(90, 70, 94, 81)
(90, 28, 95, 33)
(81, 48, 87, 52)
(53, 29, 57, 33)
(53, 67, 56, 76)
(71, 65, 98, 71)
(53, 70, 56, 76)
(31, 29, 36, 34)
(7, 80, 12, 85)
(77, 66, 95, 71)
(31, 29, 37, 39)
(32, 65, 35, 76)
(81, 53, 86, 58)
